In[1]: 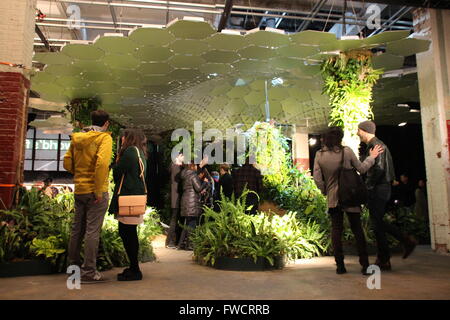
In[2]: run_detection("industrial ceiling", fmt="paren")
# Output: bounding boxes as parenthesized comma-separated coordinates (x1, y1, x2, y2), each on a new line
(30, 1, 434, 134)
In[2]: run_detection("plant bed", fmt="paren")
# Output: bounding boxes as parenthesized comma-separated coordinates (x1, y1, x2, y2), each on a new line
(213, 255, 285, 271)
(0, 259, 55, 278)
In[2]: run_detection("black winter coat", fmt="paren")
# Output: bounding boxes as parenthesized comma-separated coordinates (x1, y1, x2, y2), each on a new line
(180, 169, 206, 217)
(360, 137, 396, 190)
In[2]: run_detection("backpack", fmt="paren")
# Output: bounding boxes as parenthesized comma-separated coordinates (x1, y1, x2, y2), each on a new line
(338, 148, 368, 207)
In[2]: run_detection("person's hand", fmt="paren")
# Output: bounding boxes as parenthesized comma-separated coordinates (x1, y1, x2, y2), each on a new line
(392, 180, 400, 186)
(199, 155, 209, 168)
(94, 193, 103, 204)
(369, 144, 384, 158)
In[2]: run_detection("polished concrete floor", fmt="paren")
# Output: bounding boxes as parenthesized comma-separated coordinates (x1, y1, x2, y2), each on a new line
(0, 239, 449, 300)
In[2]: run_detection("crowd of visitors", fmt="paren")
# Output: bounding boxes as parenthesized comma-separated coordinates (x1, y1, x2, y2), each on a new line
(166, 156, 263, 250)
(61, 108, 424, 282)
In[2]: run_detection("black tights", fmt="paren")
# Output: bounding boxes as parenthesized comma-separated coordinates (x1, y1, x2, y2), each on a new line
(329, 207, 369, 267)
(118, 222, 140, 272)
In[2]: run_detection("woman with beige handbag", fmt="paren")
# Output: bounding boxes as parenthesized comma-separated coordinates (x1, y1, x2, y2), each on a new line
(109, 129, 148, 281)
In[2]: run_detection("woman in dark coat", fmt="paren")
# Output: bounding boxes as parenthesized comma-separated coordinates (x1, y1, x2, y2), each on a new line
(177, 163, 206, 250)
(109, 129, 148, 281)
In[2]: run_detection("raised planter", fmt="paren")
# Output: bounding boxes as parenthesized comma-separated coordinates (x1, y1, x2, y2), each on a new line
(212, 255, 286, 271)
(0, 259, 56, 278)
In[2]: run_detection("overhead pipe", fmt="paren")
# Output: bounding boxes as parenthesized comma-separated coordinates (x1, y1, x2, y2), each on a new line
(36, 22, 134, 31)
(370, 6, 412, 36)
(296, 0, 328, 32)
(50, 0, 412, 29)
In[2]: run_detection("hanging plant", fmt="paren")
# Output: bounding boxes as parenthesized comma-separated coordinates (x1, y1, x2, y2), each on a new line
(65, 97, 122, 157)
(321, 50, 383, 153)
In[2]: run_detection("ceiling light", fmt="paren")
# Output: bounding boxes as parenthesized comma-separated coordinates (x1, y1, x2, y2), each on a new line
(309, 138, 317, 146)
(398, 122, 407, 126)
(397, 103, 409, 108)
(409, 109, 420, 113)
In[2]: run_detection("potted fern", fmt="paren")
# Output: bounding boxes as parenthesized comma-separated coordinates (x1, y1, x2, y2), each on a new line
(191, 190, 326, 271)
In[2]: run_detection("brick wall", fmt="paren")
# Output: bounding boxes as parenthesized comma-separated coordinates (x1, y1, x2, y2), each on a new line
(0, 72, 30, 208)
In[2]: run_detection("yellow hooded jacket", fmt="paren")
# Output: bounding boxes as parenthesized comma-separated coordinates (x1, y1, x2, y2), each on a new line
(63, 129, 112, 197)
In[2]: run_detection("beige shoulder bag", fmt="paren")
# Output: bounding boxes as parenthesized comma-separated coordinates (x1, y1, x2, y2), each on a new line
(118, 147, 147, 216)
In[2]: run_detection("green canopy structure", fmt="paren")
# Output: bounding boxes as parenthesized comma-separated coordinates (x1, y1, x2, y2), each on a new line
(31, 18, 430, 133)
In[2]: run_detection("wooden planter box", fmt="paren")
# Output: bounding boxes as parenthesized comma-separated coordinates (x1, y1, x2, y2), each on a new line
(0, 259, 56, 278)
(212, 255, 286, 271)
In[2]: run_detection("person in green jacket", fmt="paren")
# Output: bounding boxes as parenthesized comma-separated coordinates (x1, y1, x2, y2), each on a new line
(109, 129, 148, 281)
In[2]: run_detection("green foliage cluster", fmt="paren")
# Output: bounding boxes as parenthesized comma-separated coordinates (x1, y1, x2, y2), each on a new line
(65, 97, 122, 158)
(191, 191, 327, 267)
(0, 189, 162, 272)
(246, 122, 331, 254)
(321, 51, 383, 150)
(342, 206, 430, 247)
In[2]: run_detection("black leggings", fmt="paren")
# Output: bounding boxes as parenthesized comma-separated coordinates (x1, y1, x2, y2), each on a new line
(118, 222, 140, 272)
(329, 207, 369, 267)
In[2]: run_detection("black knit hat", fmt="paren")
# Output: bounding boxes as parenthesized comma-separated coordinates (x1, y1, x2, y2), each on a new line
(358, 120, 376, 134)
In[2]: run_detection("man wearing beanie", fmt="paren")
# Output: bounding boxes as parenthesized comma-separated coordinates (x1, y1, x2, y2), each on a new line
(357, 120, 416, 270)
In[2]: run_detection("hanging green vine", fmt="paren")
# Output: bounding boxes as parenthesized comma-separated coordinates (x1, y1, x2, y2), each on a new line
(321, 50, 383, 152)
(65, 97, 122, 156)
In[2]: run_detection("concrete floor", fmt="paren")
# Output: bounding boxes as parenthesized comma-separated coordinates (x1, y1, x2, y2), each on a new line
(0, 241, 449, 300)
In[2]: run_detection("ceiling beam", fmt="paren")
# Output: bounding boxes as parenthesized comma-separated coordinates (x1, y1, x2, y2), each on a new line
(107, 0, 119, 32)
(370, 6, 411, 36)
(218, 0, 233, 32)
(296, 0, 328, 32)
(35, 25, 55, 52)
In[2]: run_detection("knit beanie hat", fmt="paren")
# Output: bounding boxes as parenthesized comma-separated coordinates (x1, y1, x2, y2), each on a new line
(358, 120, 376, 134)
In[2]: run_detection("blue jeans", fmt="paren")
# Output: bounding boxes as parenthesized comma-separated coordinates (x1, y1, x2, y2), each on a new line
(368, 184, 406, 263)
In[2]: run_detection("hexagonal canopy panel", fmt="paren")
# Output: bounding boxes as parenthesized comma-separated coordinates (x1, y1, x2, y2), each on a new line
(31, 19, 430, 133)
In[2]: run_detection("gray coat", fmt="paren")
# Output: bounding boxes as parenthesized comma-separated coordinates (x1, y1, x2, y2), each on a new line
(313, 146, 375, 212)
(180, 169, 206, 217)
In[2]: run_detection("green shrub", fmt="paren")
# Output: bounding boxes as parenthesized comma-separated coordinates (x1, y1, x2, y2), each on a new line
(191, 191, 328, 267)
(245, 122, 331, 255)
(0, 189, 162, 271)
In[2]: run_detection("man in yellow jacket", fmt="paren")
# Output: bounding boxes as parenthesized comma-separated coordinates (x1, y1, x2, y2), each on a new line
(64, 110, 112, 283)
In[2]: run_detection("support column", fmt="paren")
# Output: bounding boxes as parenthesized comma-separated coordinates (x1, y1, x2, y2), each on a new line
(414, 8, 450, 253)
(292, 126, 309, 170)
(0, 0, 36, 209)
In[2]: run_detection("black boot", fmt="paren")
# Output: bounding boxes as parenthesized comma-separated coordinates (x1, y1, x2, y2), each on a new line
(375, 258, 392, 271)
(117, 269, 143, 281)
(403, 237, 417, 259)
(361, 265, 371, 276)
(336, 261, 347, 274)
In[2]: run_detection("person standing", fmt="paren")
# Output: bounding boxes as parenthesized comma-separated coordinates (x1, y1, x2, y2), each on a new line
(415, 179, 428, 221)
(109, 129, 148, 281)
(218, 164, 233, 199)
(313, 126, 383, 275)
(393, 173, 416, 208)
(177, 163, 206, 250)
(232, 158, 263, 215)
(165, 153, 184, 249)
(64, 110, 112, 283)
(357, 120, 416, 270)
